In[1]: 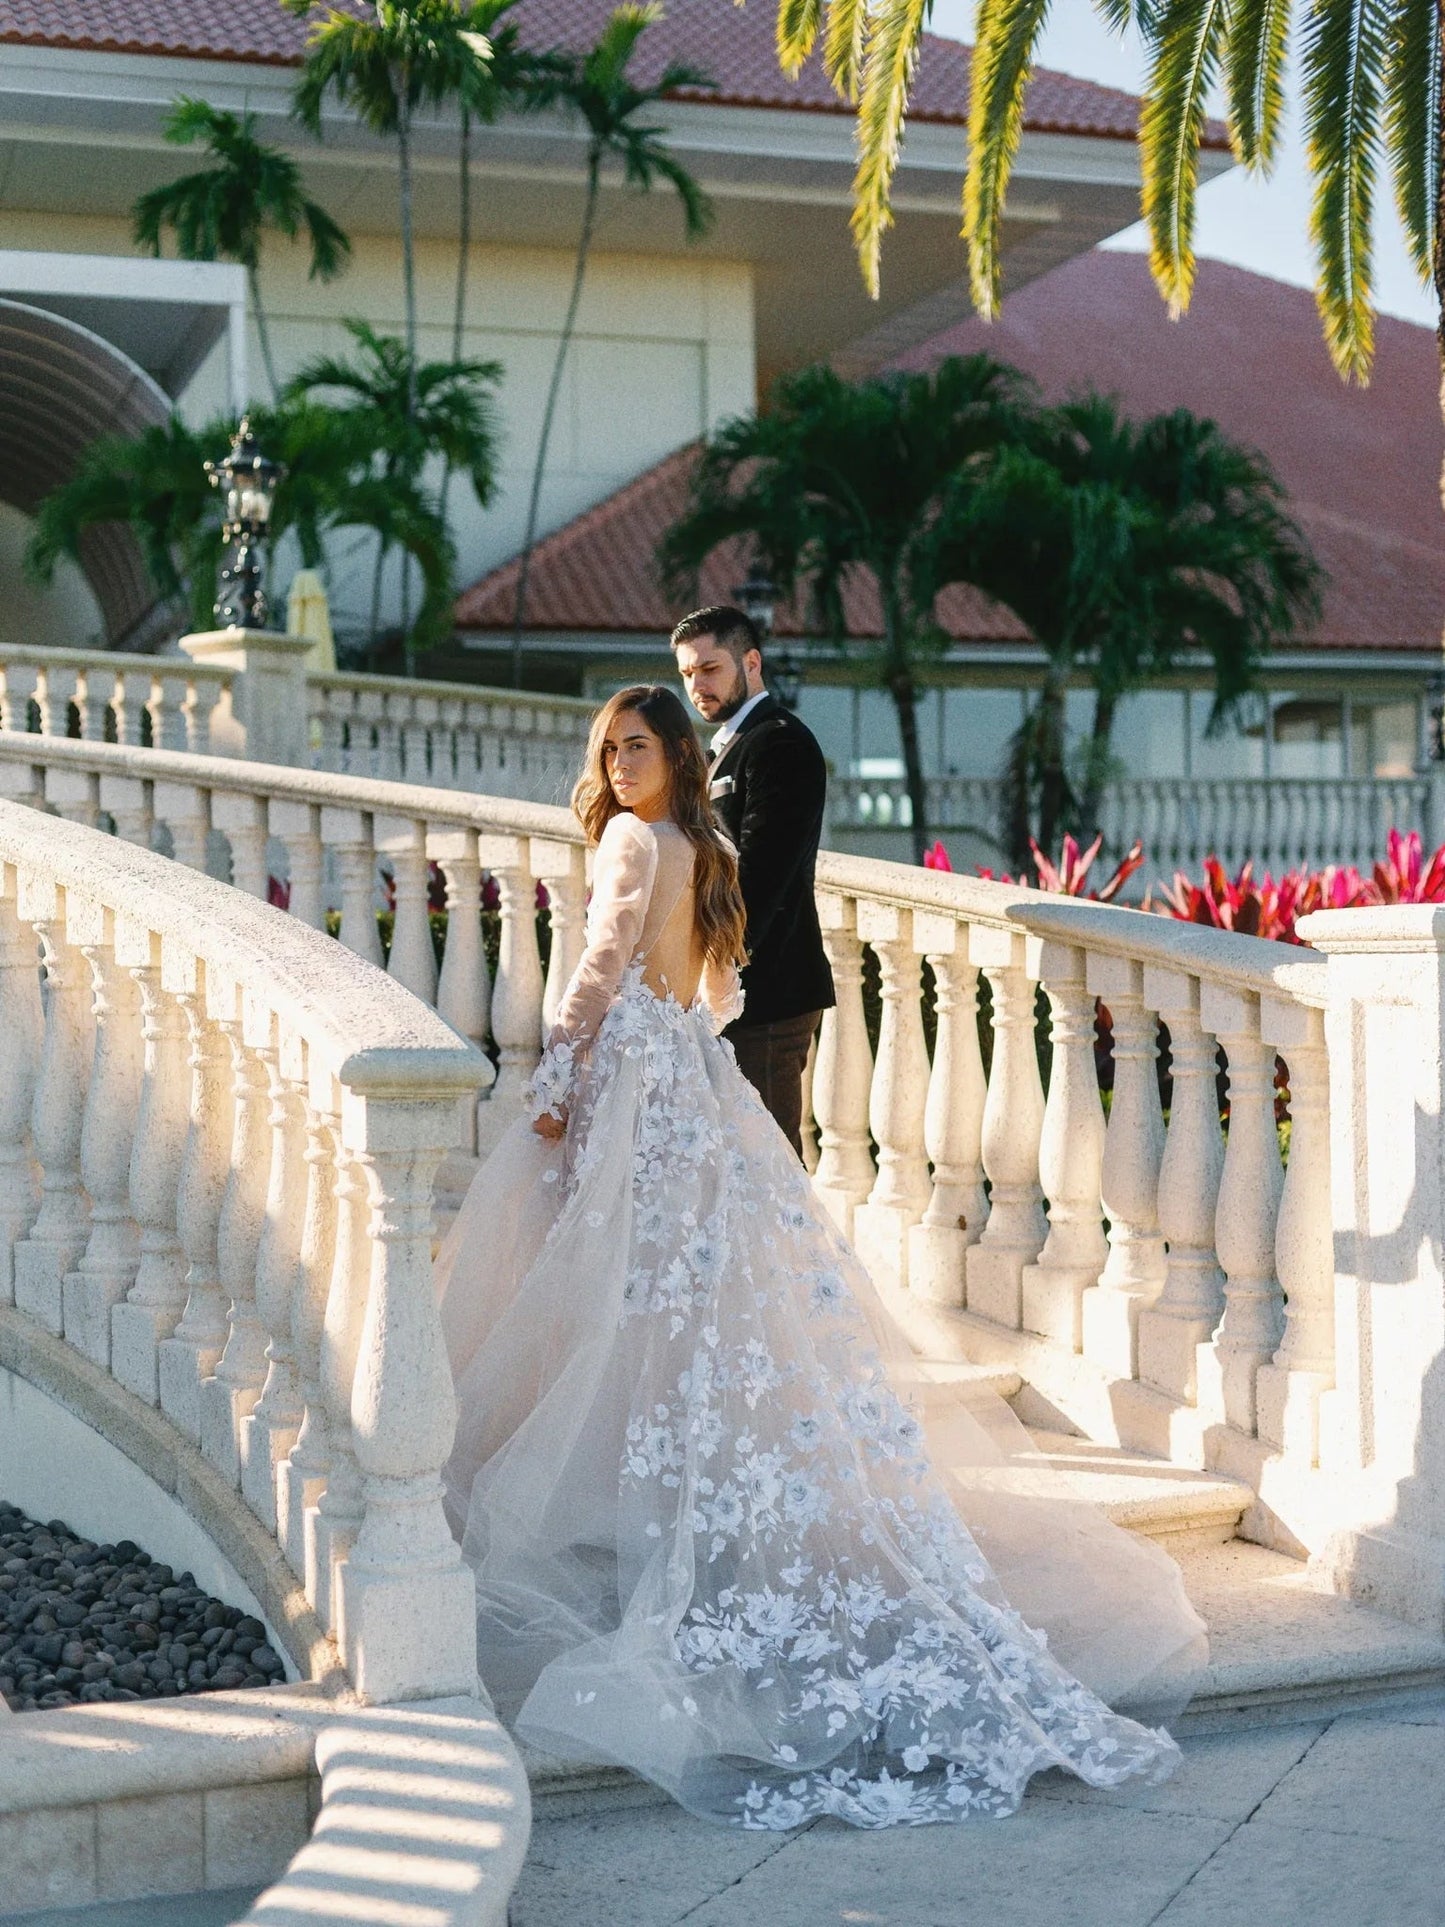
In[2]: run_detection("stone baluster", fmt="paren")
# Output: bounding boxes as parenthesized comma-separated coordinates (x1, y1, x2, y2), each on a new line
(211, 792, 270, 898)
(436, 699, 465, 787)
(852, 902, 931, 1291)
(352, 691, 384, 780)
(35, 664, 78, 738)
(199, 989, 275, 1484)
(479, 835, 544, 1139)
(1196, 983, 1285, 1435)
(537, 840, 586, 1036)
(152, 669, 190, 751)
(182, 676, 222, 754)
(1255, 1000, 1334, 1464)
(323, 808, 383, 967)
(313, 691, 348, 774)
(0, 865, 42, 1296)
(338, 1076, 482, 1702)
(13, 880, 94, 1334)
(811, 896, 875, 1236)
(1079, 954, 1167, 1376)
(908, 919, 988, 1309)
(1022, 941, 1107, 1349)
(309, 1136, 371, 1632)
(270, 799, 326, 930)
(156, 963, 235, 1444)
(0, 661, 39, 733)
(62, 903, 143, 1366)
(433, 827, 493, 1047)
(403, 697, 436, 783)
(377, 816, 438, 1005)
(112, 672, 153, 748)
(965, 926, 1047, 1328)
(1138, 969, 1227, 1408)
(110, 932, 192, 1404)
(240, 1028, 309, 1528)
(152, 780, 210, 872)
(374, 700, 405, 784)
(277, 1079, 340, 1577)
(76, 668, 115, 742)
(98, 774, 153, 851)
(45, 765, 99, 830)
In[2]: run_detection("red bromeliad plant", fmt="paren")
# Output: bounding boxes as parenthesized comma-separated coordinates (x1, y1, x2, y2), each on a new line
(1368, 828, 1445, 904)
(1150, 831, 1445, 946)
(937, 832, 1145, 902)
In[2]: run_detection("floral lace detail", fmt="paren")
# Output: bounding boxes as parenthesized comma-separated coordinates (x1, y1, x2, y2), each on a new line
(511, 964, 1185, 1829)
(527, 1035, 578, 1122)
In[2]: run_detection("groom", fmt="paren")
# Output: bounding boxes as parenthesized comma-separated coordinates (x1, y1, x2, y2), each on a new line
(671, 605, 834, 1156)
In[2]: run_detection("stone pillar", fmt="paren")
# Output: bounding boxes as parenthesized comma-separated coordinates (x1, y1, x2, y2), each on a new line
(309, 1139, 372, 1632)
(377, 816, 438, 1006)
(811, 897, 875, 1237)
(324, 808, 384, 968)
(178, 628, 313, 767)
(536, 840, 586, 1038)
(965, 927, 1046, 1329)
(908, 917, 988, 1309)
(478, 836, 543, 1148)
(0, 866, 42, 1298)
(852, 904, 930, 1291)
(278, 1080, 340, 1577)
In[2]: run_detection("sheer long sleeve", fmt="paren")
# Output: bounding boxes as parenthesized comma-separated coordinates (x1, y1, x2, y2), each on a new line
(527, 813, 658, 1121)
(698, 955, 744, 1036)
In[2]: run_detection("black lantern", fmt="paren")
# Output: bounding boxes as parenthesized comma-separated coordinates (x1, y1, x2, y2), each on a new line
(205, 418, 282, 630)
(732, 562, 803, 711)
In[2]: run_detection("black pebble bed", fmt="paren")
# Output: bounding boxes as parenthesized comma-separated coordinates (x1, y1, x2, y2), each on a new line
(0, 1501, 286, 1712)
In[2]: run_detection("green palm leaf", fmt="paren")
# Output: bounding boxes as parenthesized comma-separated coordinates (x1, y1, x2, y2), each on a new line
(852, 0, 929, 296)
(1140, 0, 1230, 316)
(1226, 0, 1293, 168)
(824, 0, 871, 101)
(776, 0, 823, 75)
(1302, 0, 1391, 380)
(962, 0, 1055, 320)
(1384, 0, 1439, 281)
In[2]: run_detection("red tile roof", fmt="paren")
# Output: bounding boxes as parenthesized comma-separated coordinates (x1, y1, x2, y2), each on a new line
(456, 253, 1445, 655)
(0, 0, 1173, 143)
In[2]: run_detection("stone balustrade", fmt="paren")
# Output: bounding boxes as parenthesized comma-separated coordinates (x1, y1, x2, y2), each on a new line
(3, 728, 1445, 1644)
(0, 644, 233, 755)
(0, 783, 489, 1709)
(832, 770, 1435, 881)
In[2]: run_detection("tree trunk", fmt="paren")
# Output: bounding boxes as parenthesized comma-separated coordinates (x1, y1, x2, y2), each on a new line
(511, 149, 601, 686)
(882, 599, 929, 862)
(1035, 670, 1070, 859)
(247, 266, 280, 400)
(1079, 686, 1118, 832)
(397, 81, 420, 678)
(440, 109, 473, 534)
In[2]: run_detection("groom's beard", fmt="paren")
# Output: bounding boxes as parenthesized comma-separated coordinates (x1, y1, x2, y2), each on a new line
(708, 669, 752, 724)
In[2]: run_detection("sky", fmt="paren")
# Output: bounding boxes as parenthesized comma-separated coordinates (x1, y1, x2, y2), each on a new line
(928, 0, 1438, 327)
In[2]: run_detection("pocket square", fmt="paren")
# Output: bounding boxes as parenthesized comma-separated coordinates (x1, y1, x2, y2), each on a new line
(709, 775, 735, 799)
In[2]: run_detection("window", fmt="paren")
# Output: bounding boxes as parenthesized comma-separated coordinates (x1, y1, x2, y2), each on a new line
(1349, 699, 1419, 778)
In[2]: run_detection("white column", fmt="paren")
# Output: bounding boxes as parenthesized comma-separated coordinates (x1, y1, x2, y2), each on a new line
(98, 773, 153, 851)
(112, 672, 152, 748)
(323, 807, 383, 968)
(1137, 969, 1227, 1407)
(537, 841, 587, 1036)
(278, 1080, 340, 1577)
(377, 816, 439, 1006)
(1022, 941, 1107, 1349)
(0, 866, 41, 1299)
(13, 881, 93, 1334)
(313, 689, 348, 773)
(851, 902, 930, 1291)
(182, 676, 223, 755)
(240, 1032, 309, 1530)
(270, 799, 326, 931)
(151, 780, 210, 873)
(75, 668, 115, 742)
(0, 661, 39, 732)
(62, 907, 143, 1366)
(1196, 983, 1285, 1435)
(199, 993, 275, 1484)
(309, 1137, 371, 1634)
(433, 828, 493, 1047)
(156, 967, 234, 1444)
(153, 669, 190, 751)
(479, 835, 543, 1150)
(35, 665, 78, 738)
(111, 932, 191, 1405)
(810, 895, 875, 1237)
(338, 1083, 481, 1704)
(1255, 999, 1334, 1465)
(1080, 955, 1166, 1376)
(211, 792, 270, 899)
(965, 927, 1046, 1329)
(908, 924, 988, 1309)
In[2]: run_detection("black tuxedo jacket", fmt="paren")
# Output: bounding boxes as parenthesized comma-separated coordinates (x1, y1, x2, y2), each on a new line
(707, 695, 835, 1028)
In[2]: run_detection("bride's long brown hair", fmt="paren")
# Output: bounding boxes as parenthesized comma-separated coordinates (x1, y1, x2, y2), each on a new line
(572, 685, 748, 970)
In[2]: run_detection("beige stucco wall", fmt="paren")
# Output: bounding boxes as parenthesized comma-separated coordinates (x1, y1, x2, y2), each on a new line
(0, 208, 755, 647)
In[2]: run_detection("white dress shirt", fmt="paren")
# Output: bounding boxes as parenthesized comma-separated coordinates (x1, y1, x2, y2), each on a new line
(709, 688, 770, 761)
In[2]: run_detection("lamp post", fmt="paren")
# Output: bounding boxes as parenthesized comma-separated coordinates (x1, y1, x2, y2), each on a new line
(733, 563, 804, 712)
(205, 418, 282, 631)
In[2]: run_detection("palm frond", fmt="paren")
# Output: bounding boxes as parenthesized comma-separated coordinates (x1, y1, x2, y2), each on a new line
(851, 0, 929, 296)
(1384, 0, 1439, 283)
(776, 0, 823, 76)
(588, 4, 664, 90)
(962, 0, 1054, 320)
(823, 0, 871, 101)
(1226, 0, 1292, 169)
(1140, 0, 1229, 316)
(626, 139, 716, 236)
(1302, 0, 1390, 380)
(302, 199, 353, 280)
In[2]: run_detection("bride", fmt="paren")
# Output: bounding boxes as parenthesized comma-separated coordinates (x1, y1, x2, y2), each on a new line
(436, 685, 1207, 1831)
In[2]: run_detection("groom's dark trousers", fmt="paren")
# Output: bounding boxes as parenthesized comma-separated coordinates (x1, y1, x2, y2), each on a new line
(707, 694, 835, 1158)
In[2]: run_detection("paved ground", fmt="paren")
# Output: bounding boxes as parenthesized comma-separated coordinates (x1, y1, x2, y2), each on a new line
(511, 1700, 1445, 1927)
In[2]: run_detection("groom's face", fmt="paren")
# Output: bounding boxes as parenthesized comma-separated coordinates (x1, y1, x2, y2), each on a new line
(674, 637, 757, 724)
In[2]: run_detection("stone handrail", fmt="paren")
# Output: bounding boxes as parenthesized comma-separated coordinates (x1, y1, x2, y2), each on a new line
(832, 770, 1435, 880)
(1, 728, 1442, 1639)
(0, 788, 491, 1710)
(0, 644, 233, 754)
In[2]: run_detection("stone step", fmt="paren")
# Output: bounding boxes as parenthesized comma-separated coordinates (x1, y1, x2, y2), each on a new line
(1014, 1427, 1253, 1552)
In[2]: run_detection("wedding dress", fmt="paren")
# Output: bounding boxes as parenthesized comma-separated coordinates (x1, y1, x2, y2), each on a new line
(437, 811, 1207, 1830)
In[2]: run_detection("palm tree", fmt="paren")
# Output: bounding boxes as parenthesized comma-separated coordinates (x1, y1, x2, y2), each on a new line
(510, 4, 716, 681)
(132, 97, 351, 398)
(286, 318, 502, 669)
(779, 0, 1436, 396)
(661, 356, 1039, 862)
(923, 395, 1322, 863)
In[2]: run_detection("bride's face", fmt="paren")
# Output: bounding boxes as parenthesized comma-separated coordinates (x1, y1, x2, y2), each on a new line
(603, 710, 671, 820)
